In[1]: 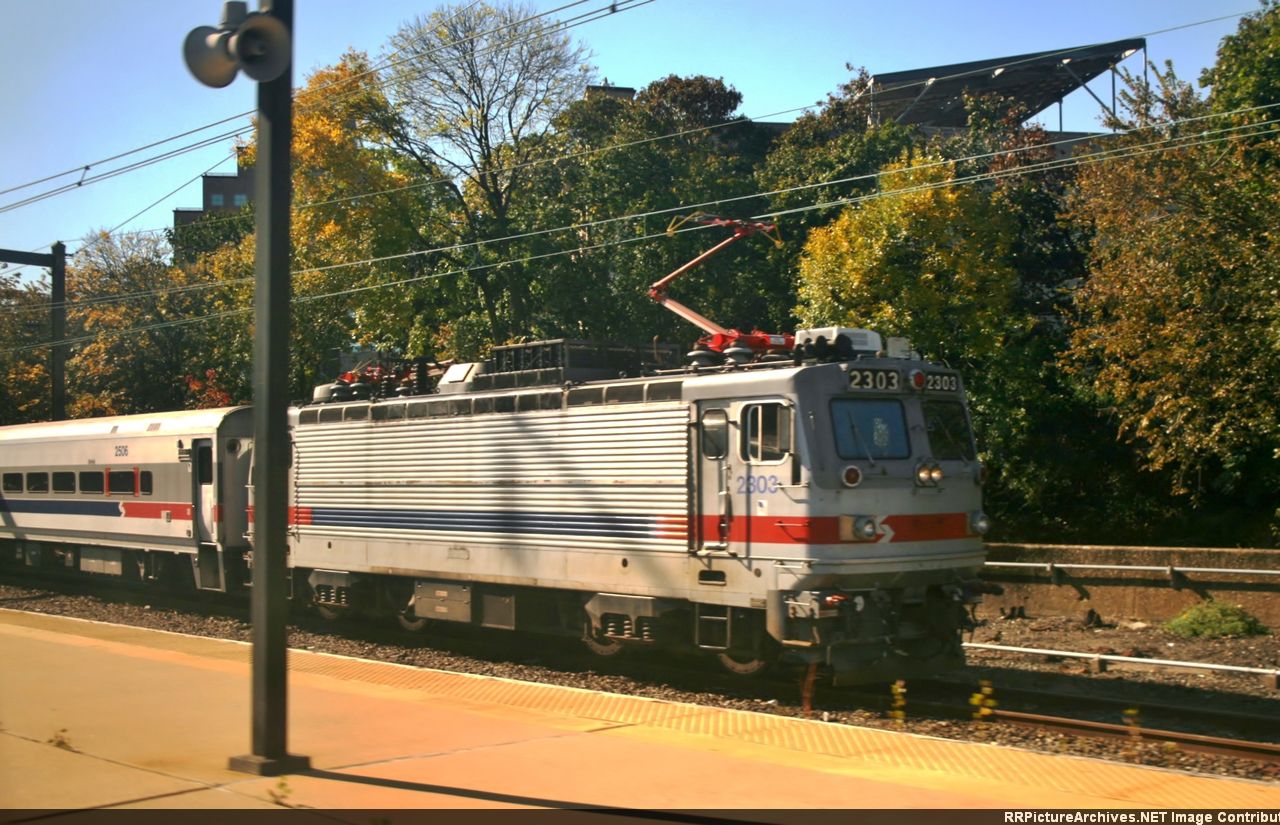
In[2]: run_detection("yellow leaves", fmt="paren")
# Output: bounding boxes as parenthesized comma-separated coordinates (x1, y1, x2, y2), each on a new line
(796, 153, 1020, 364)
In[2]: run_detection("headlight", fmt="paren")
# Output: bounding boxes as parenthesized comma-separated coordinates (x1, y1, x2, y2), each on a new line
(854, 516, 878, 540)
(970, 512, 991, 536)
(916, 462, 943, 486)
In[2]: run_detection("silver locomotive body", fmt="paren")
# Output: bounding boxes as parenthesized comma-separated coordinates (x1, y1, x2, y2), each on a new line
(287, 332, 988, 682)
(0, 331, 987, 682)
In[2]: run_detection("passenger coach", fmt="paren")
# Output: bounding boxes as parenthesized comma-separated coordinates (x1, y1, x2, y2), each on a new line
(0, 407, 252, 591)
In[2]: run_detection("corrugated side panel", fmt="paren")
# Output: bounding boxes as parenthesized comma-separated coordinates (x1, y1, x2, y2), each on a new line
(292, 403, 690, 554)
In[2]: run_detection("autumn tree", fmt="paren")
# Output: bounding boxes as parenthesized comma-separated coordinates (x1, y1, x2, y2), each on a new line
(757, 70, 916, 271)
(0, 270, 52, 424)
(511, 74, 780, 347)
(375, 1, 594, 346)
(796, 157, 1021, 366)
(64, 232, 221, 416)
(1066, 61, 1280, 540)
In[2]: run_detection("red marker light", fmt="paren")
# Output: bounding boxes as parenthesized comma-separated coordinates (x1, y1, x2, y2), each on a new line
(909, 369, 926, 391)
(842, 466, 862, 487)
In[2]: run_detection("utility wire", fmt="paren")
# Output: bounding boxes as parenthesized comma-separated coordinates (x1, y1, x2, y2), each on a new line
(9, 99, 1272, 320)
(0, 0, 638, 222)
(12, 3, 1235, 249)
(0, 0, 594, 203)
(4, 109, 1273, 355)
(47, 3, 1246, 249)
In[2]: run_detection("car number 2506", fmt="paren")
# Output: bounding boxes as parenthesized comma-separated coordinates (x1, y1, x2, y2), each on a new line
(849, 369, 900, 391)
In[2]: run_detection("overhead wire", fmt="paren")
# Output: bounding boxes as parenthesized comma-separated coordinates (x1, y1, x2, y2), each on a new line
(4, 104, 1274, 355)
(14, 3, 1240, 253)
(8, 98, 1272, 321)
(0, 0, 636, 224)
(42, 4, 1247, 251)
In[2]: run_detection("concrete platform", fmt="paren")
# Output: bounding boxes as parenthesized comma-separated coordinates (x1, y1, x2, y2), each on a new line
(3, 607, 1279, 814)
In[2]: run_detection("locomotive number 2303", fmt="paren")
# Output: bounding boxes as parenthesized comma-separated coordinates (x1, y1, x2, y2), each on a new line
(848, 368, 900, 391)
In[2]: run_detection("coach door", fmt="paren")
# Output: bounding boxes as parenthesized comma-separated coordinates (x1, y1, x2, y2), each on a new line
(191, 439, 224, 590)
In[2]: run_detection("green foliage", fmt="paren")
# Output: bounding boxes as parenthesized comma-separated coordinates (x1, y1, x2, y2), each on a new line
(1164, 601, 1268, 638)
(0, 271, 52, 424)
(1201, 1, 1280, 120)
(377, 1, 595, 346)
(167, 204, 253, 265)
(512, 74, 780, 348)
(1065, 63, 1280, 525)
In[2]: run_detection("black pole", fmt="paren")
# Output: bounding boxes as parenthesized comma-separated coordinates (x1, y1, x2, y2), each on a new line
(0, 245, 63, 421)
(228, 0, 309, 777)
(51, 242, 66, 421)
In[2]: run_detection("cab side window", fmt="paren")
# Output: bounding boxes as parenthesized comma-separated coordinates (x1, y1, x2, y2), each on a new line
(741, 403, 792, 463)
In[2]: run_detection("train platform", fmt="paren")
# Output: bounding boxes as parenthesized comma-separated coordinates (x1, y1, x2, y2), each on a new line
(3, 608, 1280, 816)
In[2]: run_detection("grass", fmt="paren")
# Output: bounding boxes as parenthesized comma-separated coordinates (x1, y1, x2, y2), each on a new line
(1164, 601, 1268, 639)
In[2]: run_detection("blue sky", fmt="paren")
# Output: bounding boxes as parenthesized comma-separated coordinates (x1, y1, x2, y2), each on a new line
(0, 0, 1248, 279)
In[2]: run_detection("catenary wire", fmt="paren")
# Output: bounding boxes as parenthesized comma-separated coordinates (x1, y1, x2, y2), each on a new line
(48, 2, 1249, 250)
(0, 0, 592, 202)
(8, 99, 1273, 320)
(0, 0, 641, 222)
(12, 3, 1240, 252)
(3, 109, 1273, 355)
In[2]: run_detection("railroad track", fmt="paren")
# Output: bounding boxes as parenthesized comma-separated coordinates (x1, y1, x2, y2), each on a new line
(9, 569, 1280, 766)
(845, 678, 1280, 764)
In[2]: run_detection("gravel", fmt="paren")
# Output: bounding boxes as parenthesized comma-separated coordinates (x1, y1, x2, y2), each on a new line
(3, 575, 1278, 785)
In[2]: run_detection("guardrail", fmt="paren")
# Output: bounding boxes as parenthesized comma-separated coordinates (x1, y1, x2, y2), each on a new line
(964, 642, 1280, 690)
(978, 543, 1280, 624)
(984, 560, 1280, 586)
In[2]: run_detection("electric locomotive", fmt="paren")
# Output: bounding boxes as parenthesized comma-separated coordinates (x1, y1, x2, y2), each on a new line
(0, 216, 991, 684)
(286, 326, 989, 683)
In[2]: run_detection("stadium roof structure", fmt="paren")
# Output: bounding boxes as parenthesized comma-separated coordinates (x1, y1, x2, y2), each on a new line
(868, 38, 1146, 128)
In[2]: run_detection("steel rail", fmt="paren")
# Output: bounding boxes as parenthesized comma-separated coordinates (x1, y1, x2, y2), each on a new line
(989, 708, 1280, 763)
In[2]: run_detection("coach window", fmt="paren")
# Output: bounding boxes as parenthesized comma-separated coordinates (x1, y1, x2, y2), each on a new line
(197, 446, 213, 485)
(79, 471, 105, 494)
(108, 470, 134, 496)
(140, 471, 153, 495)
(741, 403, 792, 464)
(53, 472, 75, 493)
(2, 473, 21, 493)
(26, 473, 49, 493)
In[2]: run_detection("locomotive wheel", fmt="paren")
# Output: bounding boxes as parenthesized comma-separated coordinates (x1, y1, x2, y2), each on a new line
(582, 623, 626, 657)
(396, 611, 428, 632)
(715, 650, 771, 677)
(396, 596, 427, 632)
(314, 602, 345, 622)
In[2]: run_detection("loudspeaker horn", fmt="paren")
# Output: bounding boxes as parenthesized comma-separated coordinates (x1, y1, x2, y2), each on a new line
(230, 12, 291, 83)
(183, 25, 239, 88)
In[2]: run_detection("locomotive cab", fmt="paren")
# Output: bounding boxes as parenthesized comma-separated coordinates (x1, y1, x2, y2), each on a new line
(686, 329, 989, 682)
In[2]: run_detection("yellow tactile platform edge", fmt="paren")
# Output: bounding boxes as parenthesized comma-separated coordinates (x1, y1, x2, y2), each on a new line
(6, 607, 1280, 809)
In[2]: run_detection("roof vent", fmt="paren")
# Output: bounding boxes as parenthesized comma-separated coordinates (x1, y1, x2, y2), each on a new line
(794, 327, 882, 354)
(437, 362, 484, 394)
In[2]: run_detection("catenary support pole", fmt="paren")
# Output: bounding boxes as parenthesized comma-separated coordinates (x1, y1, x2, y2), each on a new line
(51, 242, 65, 421)
(0, 244, 64, 420)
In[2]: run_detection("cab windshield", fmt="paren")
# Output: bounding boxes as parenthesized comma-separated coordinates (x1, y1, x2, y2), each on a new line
(922, 400, 976, 460)
(831, 399, 910, 461)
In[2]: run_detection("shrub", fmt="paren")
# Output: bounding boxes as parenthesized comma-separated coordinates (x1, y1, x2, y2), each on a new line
(1164, 601, 1268, 639)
